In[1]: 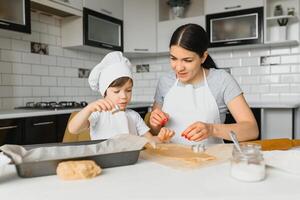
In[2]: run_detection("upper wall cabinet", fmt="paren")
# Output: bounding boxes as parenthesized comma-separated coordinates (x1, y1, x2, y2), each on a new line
(83, 0, 123, 19)
(264, 0, 300, 45)
(123, 0, 157, 53)
(31, 0, 83, 16)
(0, 0, 31, 33)
(204, 0, 263, 14)
(157, 0, 205, 53)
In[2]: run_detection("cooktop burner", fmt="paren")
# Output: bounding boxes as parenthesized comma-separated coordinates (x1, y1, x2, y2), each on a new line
(15, 101, 88, 110)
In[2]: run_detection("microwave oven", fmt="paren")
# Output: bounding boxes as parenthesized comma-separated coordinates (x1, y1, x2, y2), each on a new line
(83, 7, 123, 51)
(206, 7, 263, 48)
(0, 0, 31, 33)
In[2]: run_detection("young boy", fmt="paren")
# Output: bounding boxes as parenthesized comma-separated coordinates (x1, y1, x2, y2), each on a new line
(68, 51, 174, 143)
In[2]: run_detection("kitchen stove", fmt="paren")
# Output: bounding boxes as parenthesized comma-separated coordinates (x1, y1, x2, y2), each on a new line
(15, 101, 88, 110)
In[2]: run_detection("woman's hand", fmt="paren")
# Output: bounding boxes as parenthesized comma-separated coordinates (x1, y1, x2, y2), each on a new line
(149, 108, 169, 128)
(157, 127, 174, 142)
(86, 99, 115, 113)
(181, 122, 213, 142)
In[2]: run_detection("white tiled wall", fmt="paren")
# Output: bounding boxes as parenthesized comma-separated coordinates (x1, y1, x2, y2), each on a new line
(0, 11, 300, 110)
(0, 12, 102, 109)
(131, 46, 300, 105)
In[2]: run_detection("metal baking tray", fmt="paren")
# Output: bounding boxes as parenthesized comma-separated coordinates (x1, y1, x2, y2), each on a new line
(14, 140, 141, 178)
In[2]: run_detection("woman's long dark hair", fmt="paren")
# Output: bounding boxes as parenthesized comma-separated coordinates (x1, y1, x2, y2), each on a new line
(169, 23, 217, 69)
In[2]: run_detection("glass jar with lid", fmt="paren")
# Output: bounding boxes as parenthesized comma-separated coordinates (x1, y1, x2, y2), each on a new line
(230, 143, 266, 182)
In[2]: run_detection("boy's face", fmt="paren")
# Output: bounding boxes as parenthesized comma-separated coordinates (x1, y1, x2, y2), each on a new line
(105, 79, 133, 111)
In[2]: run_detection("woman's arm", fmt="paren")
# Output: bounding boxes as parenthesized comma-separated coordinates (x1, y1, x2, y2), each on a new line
(182, 94, 258, 142)
(211, 94, 259, 141)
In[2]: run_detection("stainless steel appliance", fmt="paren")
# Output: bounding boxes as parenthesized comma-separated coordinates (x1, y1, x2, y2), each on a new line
(206, 7, 263, 47)
(83, 7, 123, 51)
(15, 101, 88, 110)
(0, 0, 31, 33)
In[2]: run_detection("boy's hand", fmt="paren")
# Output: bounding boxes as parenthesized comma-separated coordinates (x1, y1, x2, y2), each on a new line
(87, 99, 115, 113)
(150, 108, 169, 128)
(157, 127, 174, 143)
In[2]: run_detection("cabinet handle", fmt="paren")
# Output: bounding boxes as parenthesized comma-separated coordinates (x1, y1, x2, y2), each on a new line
(0, 125, 18, 130)
(101, 43, 114, 48)
(33, 121, 54, 126)
(225, 5, 241, 10)
(100, 9, 112, 16)
(50, 0, 70, 4)
(0, 21, 10, 26)
(134, 48, 149, 52)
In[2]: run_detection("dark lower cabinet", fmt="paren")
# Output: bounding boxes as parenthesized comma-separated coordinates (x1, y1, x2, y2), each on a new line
(56, 114, 71, 142)
(0, 114, 71, 145)
(225, 108, 261, 140)
(0, 118, 23, 145)
(0, 107, 151, 145)
(131, 107, 149, 119)
(24, 116, 57, 145)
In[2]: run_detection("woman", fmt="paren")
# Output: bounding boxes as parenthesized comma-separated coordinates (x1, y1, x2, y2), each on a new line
(149, 24, 258, 145)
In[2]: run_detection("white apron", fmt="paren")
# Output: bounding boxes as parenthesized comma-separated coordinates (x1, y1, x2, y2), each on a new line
(162, 69, 223, 145)
(91, 111, 130, 140)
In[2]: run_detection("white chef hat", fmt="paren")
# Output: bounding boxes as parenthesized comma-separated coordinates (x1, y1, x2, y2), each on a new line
(88, 51, 132, 96)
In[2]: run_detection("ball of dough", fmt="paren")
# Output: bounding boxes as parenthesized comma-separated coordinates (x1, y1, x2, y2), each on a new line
(57, 160, 101, 180)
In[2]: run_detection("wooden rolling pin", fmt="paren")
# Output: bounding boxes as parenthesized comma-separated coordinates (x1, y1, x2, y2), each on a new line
(244, 138, 300, 151)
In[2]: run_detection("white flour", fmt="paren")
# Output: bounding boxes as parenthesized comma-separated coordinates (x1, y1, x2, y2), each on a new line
(231, 162, 265, 182)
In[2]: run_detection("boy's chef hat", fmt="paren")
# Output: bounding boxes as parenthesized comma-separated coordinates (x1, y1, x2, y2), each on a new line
(88, 51, 132, 96)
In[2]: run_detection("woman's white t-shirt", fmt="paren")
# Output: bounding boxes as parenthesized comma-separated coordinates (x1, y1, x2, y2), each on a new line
(88, 109, 150, 140)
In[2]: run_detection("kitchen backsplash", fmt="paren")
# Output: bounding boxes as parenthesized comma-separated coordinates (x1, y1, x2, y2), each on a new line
(131, 46, 300, 105)
(0, 12, 300, 110)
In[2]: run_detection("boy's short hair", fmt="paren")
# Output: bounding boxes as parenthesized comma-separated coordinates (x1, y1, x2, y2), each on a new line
(104, 77, 133, 96)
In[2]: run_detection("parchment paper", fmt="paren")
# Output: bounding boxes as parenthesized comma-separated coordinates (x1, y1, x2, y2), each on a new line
(0, 134, 149, 164)
(140, 143, 233, 169)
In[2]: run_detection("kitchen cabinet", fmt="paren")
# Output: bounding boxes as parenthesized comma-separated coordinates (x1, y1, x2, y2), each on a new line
(0, 113, 71, 145)
(264, 0, 300, 45)
(157, 0, 205, 53)
(204, 0, 263, 14)
(260, 108, 294, 139)
(226, 106, 298, 140)
(56, 113, 71, 142)
(61, 9, 123, 53)
(225, 108, 261, 139)
(83, 0, 123, 20)
(23, 113, 73, 144)
(31, 0, 83, 16)
(24, 116, 57, 145)
(0, 0, 31, 33)
(0, 118, 23, 146)
(123, 0, 157, 53)
(131, 106, 150, 120)
(157, 16, 205, 53)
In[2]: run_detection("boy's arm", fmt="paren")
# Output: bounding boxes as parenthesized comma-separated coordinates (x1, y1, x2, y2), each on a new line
(67, 106, 92, 134)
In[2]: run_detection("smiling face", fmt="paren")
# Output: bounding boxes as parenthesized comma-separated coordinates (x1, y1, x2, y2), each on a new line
(105, 79, 133, 111)
(170, 45, 208, 84)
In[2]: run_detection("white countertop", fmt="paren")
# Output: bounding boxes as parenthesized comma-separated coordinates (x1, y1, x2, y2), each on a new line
(0, 159, 299, 199)
(0, 109, 81, 120)
(0, 101, 298, 120)
(0, 102, 152, 120)
(248, 101, 300, 108)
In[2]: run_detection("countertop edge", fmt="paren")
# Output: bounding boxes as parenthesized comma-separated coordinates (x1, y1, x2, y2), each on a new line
(0, 102, 153, 120)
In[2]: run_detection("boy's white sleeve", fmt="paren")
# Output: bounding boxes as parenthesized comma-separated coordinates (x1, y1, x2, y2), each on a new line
(88, 112, 100, 128)
(132, 111, 150, 136)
